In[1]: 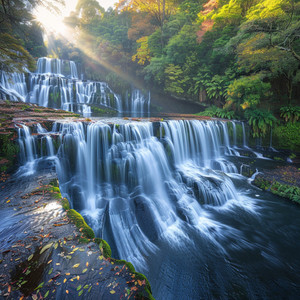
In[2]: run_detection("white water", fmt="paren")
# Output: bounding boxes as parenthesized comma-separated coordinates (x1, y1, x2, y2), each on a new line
(0, 57, 150, 115)
(17, 119, 257, 271)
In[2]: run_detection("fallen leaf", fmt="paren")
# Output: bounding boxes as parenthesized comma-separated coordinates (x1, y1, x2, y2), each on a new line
(110, 290, 115, 294)
(40, 242, 53, 254)
(77, 285, 82, 291)
(28, 254, 34, 261)
(72, 263, 80, 268)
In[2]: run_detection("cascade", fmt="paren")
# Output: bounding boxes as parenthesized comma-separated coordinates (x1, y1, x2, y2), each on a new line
(17, 119, 245, 270)
(0, 72, 27, 101)
(15, 119, 300, 300)
(0, 57, 150, 115)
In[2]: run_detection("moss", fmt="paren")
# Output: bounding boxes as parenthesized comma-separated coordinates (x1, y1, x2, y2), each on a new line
(114, 259, 135, 273)
(113, 260, 154, 299)
(91, 105, 117, 115)
(95, 238, 112, 258)
(61, 198, 70, 210)
(0, 133, 19, 171)
(67, 209, 95, 239)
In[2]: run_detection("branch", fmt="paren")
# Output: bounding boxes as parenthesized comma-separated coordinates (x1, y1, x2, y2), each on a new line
(275, 45, 300, 62)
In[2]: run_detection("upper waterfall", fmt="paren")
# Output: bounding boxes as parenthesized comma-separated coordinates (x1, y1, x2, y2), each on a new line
(0, 57, 150, 116)
(36, 57, 79, 79)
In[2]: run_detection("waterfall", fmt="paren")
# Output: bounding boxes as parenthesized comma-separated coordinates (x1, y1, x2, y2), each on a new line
(1, 57, 150, 115)
(124, 89, 151, 117)
(231, 121, 237, 147)
(17, 119, 245, 270)
(0, 72, 27, 101)
(242, 122, 247, 148)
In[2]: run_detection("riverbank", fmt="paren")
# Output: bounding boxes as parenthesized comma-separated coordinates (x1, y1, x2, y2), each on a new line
(0, 168, 153, 299)
(253, 166, 300, 205)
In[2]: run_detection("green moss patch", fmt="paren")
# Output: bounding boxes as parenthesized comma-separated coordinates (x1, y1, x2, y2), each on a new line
(0, 132, 19, 172)
(67, 209, 95, 239)
(253, 175, 300, 204)
(94, 238, 112, 258)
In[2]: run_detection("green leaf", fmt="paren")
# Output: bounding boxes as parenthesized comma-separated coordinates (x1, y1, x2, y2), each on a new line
(35, 282, 44, 290)
(28, 254, 34, 261)
(40, 243, 53, 255)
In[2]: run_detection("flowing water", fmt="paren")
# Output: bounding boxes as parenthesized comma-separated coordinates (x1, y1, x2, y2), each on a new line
(0, 57, 150, 116)
(15, 119, 300, 299)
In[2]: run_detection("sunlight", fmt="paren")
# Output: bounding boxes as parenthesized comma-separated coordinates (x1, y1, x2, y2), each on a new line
(34, 6, 67, 35)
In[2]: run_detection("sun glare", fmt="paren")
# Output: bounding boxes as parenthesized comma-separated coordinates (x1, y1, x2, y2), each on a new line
(34, 6, 67, 35)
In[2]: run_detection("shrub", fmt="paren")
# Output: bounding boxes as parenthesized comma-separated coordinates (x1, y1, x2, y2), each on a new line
(245, 109, 276, 138)
(273, 122, 300, 151)
(280, 106, 300, 123)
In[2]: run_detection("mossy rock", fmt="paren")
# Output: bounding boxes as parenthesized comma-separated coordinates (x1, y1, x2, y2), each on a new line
(67, 209, 95, 239)
(114, 259, 135, 273)
(61, 198, 70, 210)
(94, 238, 112, 258)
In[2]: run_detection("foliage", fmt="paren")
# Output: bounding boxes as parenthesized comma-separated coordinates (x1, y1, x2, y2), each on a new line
(132, 36, 151, 65)
(280, 106, 300, 123)
(225, 74, 272, 112)
(254, 176, 300, 204)
(196, 105, 236, 119)
(245, 109, 277, 138)
(0, 0, 61, 71)
(273, 122, 300, 151)
(164, 64, 187, 95)
(14, 0, 298, 114)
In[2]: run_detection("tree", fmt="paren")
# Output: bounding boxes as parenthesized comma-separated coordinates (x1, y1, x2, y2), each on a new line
(0, 0, 63, 71)
(132, 36, 151, 65)
(164, 63, 188, 95)
(225, 73, 272, 113)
